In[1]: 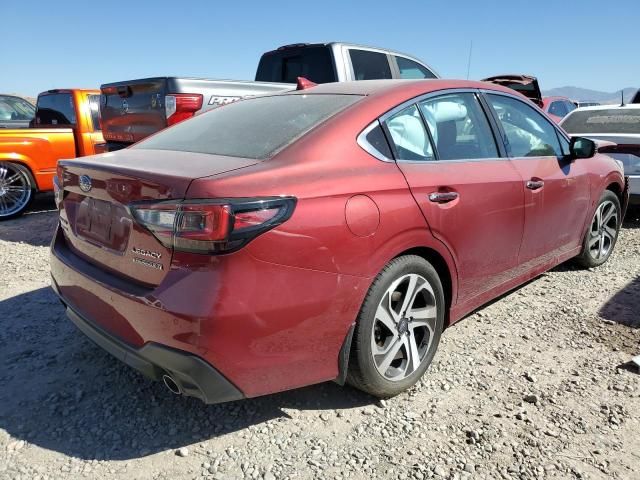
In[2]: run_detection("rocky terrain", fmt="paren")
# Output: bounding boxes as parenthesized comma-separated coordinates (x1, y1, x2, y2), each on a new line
(1, 195, 638, 480)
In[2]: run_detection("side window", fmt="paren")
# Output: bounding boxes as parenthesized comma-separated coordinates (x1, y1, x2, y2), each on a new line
(565, 101, 577, 114)
(548, 101, 567, 117)
(418, 93, 499, 160)
(384, 104, 434, 161)
(88, 95, 101, 131)
(487, 94, 563, 157)
(557, 131, 571, 157)
(349, 49, 392, 80)
(395, 56, 437, 79)
(359, 121, 393, 160)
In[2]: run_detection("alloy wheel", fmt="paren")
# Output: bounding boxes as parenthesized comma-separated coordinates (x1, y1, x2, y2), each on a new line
(587, 200, 618, 260)
(0, 163, 32, 218)
(371, 273, 438, 381)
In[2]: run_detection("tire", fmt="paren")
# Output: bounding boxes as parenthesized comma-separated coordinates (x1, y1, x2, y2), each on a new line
(0, 162, 35, 220)
(347, 255, 445, 398)
(574, 190, 621, 268)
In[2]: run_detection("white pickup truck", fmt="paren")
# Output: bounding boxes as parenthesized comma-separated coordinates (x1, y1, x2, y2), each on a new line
(100, 42, 439, 151)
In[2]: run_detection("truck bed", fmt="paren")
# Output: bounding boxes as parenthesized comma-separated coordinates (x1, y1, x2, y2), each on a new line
(100, 77, 292, 149)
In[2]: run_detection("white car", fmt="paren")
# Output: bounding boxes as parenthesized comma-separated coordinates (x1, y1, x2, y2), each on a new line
(561, 104, 640, 204)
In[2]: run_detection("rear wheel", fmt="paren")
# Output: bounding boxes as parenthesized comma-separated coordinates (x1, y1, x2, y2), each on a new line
(0, 162, 35, 220)
(574, 190, 621, 268)
(347, 255, 444, 398)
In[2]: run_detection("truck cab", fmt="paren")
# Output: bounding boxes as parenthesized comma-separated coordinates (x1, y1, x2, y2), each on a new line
(255, 42, 439, 83)
(100, 42, 439, 151)
(0, 89, 103, 219)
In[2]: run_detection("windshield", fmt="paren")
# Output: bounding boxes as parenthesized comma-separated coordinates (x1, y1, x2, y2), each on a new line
(0, 96, 35, 121)
(135, 94, 361, 159)
(255, 46, 337, 84)
(562, 108, 640, 134)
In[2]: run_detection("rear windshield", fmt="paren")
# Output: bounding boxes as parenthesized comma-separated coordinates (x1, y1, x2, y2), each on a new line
(134, 94, 360, 159)
(562, 109, 640, 134)
(255, 46, 337, 84)
(36, 93, 76, 126)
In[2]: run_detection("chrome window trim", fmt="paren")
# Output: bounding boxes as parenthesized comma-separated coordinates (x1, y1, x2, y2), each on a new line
(391, 156, 509, 165)
(357, 120, 394, 162)
(379, 88, 479, 124)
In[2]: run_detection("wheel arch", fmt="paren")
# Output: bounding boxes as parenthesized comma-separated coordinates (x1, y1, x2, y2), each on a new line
(391, 246, 455, 326)
(336, 240, 458, 384)
(0, 156, 39, 192)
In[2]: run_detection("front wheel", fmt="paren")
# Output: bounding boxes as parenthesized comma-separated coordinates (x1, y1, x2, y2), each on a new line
(347, 255, 445, 398)
(0, 162, 35, 220)
(574, 190, 621, 268)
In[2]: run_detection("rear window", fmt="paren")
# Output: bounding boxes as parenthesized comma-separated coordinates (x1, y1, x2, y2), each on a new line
(36, 93, 76, 126)
(255, 46, 337, 84)
(134, 94, 360, 159)
(562, 109, 640, 134)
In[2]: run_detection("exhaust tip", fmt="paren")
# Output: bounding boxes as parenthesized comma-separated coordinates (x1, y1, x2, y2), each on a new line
(162, 374, 182, 395)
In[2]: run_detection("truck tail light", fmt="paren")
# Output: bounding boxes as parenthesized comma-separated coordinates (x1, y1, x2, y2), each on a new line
(130, 197, 296, 254)
(164, 94, 203, 126)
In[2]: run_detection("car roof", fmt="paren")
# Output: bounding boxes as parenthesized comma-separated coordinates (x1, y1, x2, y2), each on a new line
(571, 104, 640, 111)
(286, 79, 523, 98)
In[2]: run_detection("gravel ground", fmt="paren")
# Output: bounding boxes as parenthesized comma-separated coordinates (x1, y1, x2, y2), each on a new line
(1, 194, 639, 480)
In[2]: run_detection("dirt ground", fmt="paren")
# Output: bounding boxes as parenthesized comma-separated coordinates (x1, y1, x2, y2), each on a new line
(1, 195, 639, 480)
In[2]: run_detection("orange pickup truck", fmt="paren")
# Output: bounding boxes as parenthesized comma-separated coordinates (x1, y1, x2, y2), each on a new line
(0, 89, 103, 219)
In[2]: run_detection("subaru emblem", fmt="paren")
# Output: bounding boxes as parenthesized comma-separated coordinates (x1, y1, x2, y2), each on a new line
(79, 175, 92, 192)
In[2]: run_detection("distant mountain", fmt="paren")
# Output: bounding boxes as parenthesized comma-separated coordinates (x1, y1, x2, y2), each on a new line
(543, 86, 638, 104)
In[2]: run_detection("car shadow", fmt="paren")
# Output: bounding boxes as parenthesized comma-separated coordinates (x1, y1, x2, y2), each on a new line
(599, 276, 640, 329)
(623, 205, 640, 229)
(0, 193, 57, 247)
(0, 287, 373, 461)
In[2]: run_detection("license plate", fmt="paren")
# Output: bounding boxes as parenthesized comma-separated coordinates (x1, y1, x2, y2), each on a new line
(77, 198, 113, 243)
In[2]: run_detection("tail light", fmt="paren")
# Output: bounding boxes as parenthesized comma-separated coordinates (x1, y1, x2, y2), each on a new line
(164, 94, 203, 126)
(130, 197, 296, 254)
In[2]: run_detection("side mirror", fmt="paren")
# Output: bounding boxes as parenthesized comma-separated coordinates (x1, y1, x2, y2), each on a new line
(570, 136, 596, 159)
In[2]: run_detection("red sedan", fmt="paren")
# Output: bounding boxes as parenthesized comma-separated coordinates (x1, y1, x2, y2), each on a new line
(50, 79, 628, 403)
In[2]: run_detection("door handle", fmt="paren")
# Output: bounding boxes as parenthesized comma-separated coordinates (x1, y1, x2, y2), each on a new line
(526, 180, 544, 190)
(428, 192, 459, 203)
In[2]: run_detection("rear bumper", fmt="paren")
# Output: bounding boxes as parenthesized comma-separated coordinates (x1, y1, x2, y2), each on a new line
(50, 224, 365, 398)
(55, 295, 243, 404)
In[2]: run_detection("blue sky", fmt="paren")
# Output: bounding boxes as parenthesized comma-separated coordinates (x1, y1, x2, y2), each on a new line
(2, 0, 638, 96)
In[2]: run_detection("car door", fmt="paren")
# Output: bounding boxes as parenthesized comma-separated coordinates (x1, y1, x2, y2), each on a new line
(483, 92, 591, 265)
(383, 91, 525, 304)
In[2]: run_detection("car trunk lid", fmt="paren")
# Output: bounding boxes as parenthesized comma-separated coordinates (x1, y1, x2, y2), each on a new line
(482, 74, 543, 107)
(58, 149, 260, 286)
